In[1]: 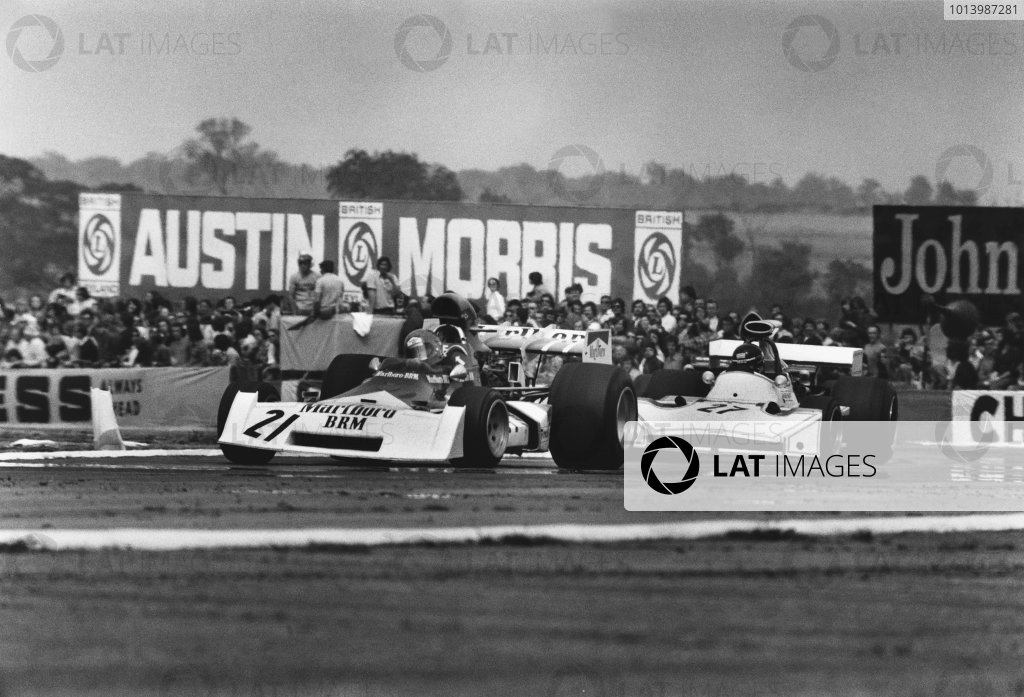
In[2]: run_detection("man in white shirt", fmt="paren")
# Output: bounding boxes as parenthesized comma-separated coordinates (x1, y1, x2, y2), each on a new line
(288, 254, 320, 315)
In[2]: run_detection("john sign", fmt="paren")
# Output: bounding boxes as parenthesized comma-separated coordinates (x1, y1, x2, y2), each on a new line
(78, 193, 684, 305)
(874, 205, 1024, 325)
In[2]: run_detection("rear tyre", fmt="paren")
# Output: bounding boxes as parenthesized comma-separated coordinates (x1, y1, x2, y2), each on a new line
(637, 369, 710, 400)
(217, 381, 279, 465)
(320, 354, 377, 400)
(799, 394, 842, 454)
(549, 363, 637, 471)
(448, 386, 509, 467)
(832, 376, 898, 462)
(832, 376, 898, 421)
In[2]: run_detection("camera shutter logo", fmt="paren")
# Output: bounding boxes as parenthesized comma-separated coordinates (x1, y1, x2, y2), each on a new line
(637, 232, 676, 299)
(6, 14, 63, 73)
(935, 145, 993, 197)
(342, 222, 378, 287)
(548, 144, 605, 203)
(640, 436, 699, 495)
(82, 214, 117, 276)
(781, 15, 839, 73)
(395, 14, 452, 72)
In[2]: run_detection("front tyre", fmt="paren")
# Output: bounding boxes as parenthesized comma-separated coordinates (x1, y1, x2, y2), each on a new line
(549, 363, 637, 471)
(217, 381, 279, 465)
(448, 386, 509, 467)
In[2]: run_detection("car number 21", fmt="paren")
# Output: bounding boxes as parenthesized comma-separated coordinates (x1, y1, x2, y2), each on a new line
(695, 403, 747, 414)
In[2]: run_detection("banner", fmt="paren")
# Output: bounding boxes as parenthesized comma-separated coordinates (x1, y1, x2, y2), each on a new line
(951, 389, 1024, 444)
(0, 367, 228, 429)
(874, 205, 1024, 325)
(80, 193, 682, 305)
(279, 315, 408, 371)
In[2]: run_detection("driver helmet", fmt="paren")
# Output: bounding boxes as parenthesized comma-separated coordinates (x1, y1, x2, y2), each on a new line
(730, 342, 764, 372)
(404, 329, 442, 362)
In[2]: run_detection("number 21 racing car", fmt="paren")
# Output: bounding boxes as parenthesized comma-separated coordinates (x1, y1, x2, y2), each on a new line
(633, 313, 898, 454)
(217, 293, 636, 470)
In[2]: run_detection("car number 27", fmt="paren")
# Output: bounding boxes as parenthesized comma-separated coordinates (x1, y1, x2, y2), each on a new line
(695, 403, 747, 414)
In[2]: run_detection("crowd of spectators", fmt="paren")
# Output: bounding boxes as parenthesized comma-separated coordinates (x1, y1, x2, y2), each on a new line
(2, 264, 1020, 392)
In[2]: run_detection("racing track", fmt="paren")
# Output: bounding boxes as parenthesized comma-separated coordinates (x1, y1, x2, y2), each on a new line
(3, 430, 1024, 695)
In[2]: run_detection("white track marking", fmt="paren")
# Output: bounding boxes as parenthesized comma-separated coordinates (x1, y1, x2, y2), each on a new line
(4, 514, 1024, 550)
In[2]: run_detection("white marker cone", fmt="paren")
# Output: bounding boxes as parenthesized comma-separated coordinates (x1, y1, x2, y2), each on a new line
(90, 388, 125, 451)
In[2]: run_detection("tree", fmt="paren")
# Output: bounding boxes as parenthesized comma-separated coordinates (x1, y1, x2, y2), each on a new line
(856, 178, 885, 209)
(478, 187, 512, 204)
(824, 259, 872, 309)
(904, 175, 933, 206)
(747, 241, 818, 311)
(326, 149, 463, 201)
(181, 117, 278, 195)
(692, 213, 744, 270)
(0, 155, 83, 289)
(934, 180, 978, 206)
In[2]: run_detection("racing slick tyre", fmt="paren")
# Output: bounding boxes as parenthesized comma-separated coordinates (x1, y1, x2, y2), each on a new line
(217, 381, 280, 465)
(637, 369, 710, 400)
(832, 376, 898, 462)
(832, 376, 899, 421)
(799, 395, 842, 453)
(549, 363, 637, 471)
(320, 354, 377, 400)
(448, 386, 509, 467)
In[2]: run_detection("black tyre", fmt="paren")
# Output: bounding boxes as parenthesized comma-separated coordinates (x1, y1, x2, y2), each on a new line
(832, 376, 898, 421)
(832, 376, 898, 462)
(320, 354, 377, 400)
(632, 373, 652, 397)
(799, 394, 842, 452)
(217, 381, 280, 465)
(448, 386, 509, 467)
(637, 369, 710, 400)
(549, 363, 637, 471)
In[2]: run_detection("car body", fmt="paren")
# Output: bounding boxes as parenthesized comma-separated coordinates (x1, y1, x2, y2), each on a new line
(635, 314, 898, 454)
(218, 294, 636, 470)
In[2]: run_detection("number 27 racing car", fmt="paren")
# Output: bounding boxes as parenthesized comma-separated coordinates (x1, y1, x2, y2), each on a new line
(217, 293, 636, 470)
(633, 313, 898, 454)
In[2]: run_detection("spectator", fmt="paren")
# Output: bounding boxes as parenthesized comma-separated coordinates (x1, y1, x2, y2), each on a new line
(151, 332, 172, 367)
(288, 254, 320, 315)
(525, 272, 549, 301)
(363, 256, 400, 315)
(639, 341, 664, 374)
(797, 319, 822, 346)
(209, 333, 240, 369)
(581, 302, 602, 331)
(483, 277, 506, 321)
(43, 322, 70, 368)
(121, 328, 154, 367)
(705, 299, 721, 334)
(16, 324, 48, 367)
(49, 272, 77, 308)
(656, 297, 677, 334)
(252, 294, 282, 333)
(69, 323, 99, 367)
(661, 335, 684, 370)
(167, 323, 190, 366)
(11, 298, 36, 328)
(947, 340, 978, 389)
(186, 321, 210, 366)
(313, 260, 345, 319)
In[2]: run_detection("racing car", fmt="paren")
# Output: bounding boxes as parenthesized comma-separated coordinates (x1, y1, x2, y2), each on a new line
(217, 293, 635, 470)
(634, 312, 898, 453)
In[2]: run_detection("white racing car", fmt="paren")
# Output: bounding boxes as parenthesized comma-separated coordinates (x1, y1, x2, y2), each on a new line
(634, 313, 898, 454)
(217, 294, 636, 470)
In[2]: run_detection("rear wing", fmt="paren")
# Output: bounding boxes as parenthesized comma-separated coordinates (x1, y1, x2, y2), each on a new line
(708, 339, 864, 376)
(476, 325, 586, 356)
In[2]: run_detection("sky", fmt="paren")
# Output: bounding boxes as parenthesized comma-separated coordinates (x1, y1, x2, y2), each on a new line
(2, 0, 1023, 196)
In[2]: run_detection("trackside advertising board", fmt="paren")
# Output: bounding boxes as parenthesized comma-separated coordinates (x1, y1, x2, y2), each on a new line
(0, 367, 228, 429)
(78, 194, 683, 305)
(873, 205, 1024, 325)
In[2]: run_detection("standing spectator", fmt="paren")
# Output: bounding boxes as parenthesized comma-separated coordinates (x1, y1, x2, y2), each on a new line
(288, 254, 320, 315)
(705, 299, 721, 334)
(655, 297, 677, 335)
(947, 340, 978, 389)
(523, 272, 549, 301)
(313, 260, 345, 319)
(167, 324, 190, 366)
(363, 256, 400, 315)
(483, 277, 506, 321)
(49, 273, 77, 309)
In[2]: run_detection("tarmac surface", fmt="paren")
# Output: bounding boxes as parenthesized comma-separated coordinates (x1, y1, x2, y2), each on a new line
(1, 446, 1024, 696)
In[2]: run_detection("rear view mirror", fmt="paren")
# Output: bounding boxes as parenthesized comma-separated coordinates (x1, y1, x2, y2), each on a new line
(450, 364, 468, 380)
